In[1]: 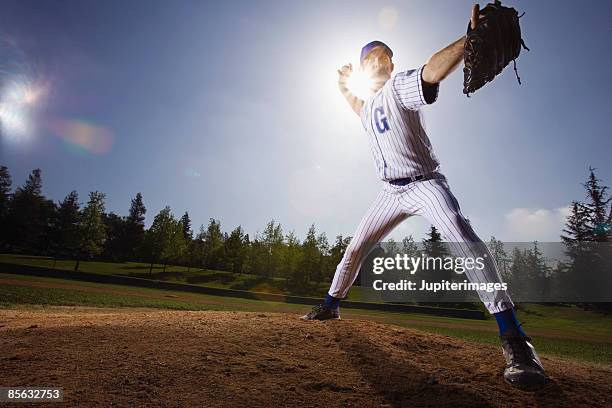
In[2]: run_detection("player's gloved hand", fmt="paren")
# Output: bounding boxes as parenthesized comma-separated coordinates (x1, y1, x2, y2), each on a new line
(463, 1, 529, 95)
(337, 63, 353, 90)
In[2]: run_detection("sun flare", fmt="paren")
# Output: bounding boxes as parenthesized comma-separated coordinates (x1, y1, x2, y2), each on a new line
(346, 69, 374, 100)
(0, 75, 46, 141)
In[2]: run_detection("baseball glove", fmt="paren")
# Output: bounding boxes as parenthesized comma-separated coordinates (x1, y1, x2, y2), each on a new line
(463, 0, 529, 96)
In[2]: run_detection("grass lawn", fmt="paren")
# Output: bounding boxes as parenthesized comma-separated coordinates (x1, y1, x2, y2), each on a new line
(0, 254, 483, 306)
(0, 253, 333, 296)
(1, 272, 610, 367)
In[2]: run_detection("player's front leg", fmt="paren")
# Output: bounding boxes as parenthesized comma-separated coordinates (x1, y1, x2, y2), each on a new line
(301, 190, 408, 321)
(408, 176, 512, 312)
(407, 177, 548, 388)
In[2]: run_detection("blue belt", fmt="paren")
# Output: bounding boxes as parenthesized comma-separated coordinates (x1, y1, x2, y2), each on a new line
(389, 174, 424, 186)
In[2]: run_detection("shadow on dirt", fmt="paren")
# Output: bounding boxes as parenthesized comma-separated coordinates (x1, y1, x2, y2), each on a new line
(332, 326, 493, 407)
(533, 380, 569, 407)
(331, 325, 570, 408)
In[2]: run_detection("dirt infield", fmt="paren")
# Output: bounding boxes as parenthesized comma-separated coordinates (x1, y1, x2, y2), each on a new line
(0, 307, 610, 407)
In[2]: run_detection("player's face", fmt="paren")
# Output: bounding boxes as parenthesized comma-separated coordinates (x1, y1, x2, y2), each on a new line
(361, 46, 394, 80)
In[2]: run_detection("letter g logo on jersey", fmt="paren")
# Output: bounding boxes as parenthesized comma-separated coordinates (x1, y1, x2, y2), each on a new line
(374, 106, 390, 133)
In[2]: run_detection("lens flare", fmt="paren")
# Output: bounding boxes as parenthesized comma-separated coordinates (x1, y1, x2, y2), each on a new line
(0, 75, 46, 141)
(378, 7, 399, 30)
(0, 100, 28, 135)
(24, 86, 44, 105)
(46, 118, 114, 155)
(0, 36, 49, 142)
(346, 69, 374, 100)
(184, 169, 201, 177)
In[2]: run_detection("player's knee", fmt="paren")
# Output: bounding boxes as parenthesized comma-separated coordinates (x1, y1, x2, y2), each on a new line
(343, 246, 361, 261)
(452, 213, 483, 241)
(344, 242, 373, 264)
(452, 212, 469, 227)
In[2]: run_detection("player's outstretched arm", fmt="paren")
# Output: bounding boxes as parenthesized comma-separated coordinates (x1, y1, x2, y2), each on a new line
(422, 4, 480, 84)
(337, 63, 364, 117)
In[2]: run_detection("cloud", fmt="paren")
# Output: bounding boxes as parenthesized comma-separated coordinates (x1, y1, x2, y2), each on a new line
(503, 207, 571, 241)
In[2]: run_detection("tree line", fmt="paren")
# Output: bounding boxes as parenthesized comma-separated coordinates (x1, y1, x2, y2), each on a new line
(487, 168, 611, 310)
(0, 165, 609, 302)
(0, 166, 352, 294)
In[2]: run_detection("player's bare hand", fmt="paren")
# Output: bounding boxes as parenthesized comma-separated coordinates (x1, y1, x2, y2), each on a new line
(470, 4, 480, 30)
(337, 63, 353, 85)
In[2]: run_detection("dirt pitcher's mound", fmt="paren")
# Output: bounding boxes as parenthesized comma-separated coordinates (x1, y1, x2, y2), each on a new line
(0, 307, 609, 407)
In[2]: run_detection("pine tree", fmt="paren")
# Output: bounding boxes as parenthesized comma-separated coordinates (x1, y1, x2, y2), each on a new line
(102, 212, 127, 261)
(143, 207, 173, 275)
(272, 223, 285, 278)
(284, 230, 304, 286)
(7, 168, 54, 253)
(75, 191, 107, 271)
(0, 165, 11, 216)
(202, 218, 225, 270)
(488, 236, 510, 281)
(260, 220, 284, 278)
(328, 235, 351, 281)
(51, 191, 80, 261)
(0, 166, 12, 249)
(163, 215, 187, 272)
(526, 241, 551, 300)
(607, 205, 612, 241)
(581, 169, 612, 307)
(125, 193, 147, 261)
(561, 169, 612, 308)
(424, 226, 443, 247)
(582, 167, 611, 242)
(248, 234, 267, 277)
(21, 168, 43, 196)
(192, 224, 207, 269)
(127, 193, 147, 225)
(422, 226, 453, 301)
(241, 233, 251, 274)
(561, 202, 591, 245)
(299, 224, 319, 288)
(315, 232, 330, 283)
(509, 247, 530, 296)
(423, 226, 450, 262)
(224, 226, 247, 274)
(181, 211, 192, 241)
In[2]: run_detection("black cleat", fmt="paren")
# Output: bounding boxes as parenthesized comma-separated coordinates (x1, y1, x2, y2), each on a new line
(300, 303, 340, 321)
(500, 333, 548, 389)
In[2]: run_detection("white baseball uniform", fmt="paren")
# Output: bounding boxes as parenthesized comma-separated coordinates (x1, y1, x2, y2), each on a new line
(328, 65, 513, 314)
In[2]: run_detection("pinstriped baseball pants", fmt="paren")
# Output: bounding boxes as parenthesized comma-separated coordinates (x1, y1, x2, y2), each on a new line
(328, 172, 514, 314)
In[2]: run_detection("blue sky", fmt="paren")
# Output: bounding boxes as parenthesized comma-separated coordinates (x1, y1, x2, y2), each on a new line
(0, 0, 610, 242)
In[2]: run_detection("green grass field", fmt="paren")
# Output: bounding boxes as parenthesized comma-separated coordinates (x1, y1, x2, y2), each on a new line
(1, 271, 610, 367)
(0, 253, 337, 297)
(0, 253, 389, 301)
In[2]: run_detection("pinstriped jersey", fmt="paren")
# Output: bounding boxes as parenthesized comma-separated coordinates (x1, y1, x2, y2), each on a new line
(359, 65, 440, 181)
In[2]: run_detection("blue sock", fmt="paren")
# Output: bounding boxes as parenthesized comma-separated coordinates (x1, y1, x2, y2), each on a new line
(324, 294, 340, 310)
(494, 308, 526, 337)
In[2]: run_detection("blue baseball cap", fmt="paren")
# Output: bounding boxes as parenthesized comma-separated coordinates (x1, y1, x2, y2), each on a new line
(360, 41, 393, 65)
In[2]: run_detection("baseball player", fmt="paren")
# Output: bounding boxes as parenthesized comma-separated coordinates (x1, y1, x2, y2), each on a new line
(301, 4, 547, 388)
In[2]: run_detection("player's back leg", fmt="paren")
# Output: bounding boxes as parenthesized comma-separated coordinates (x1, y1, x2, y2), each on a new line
(302, 188, 409, 321)
(328, 189, 409, 299)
